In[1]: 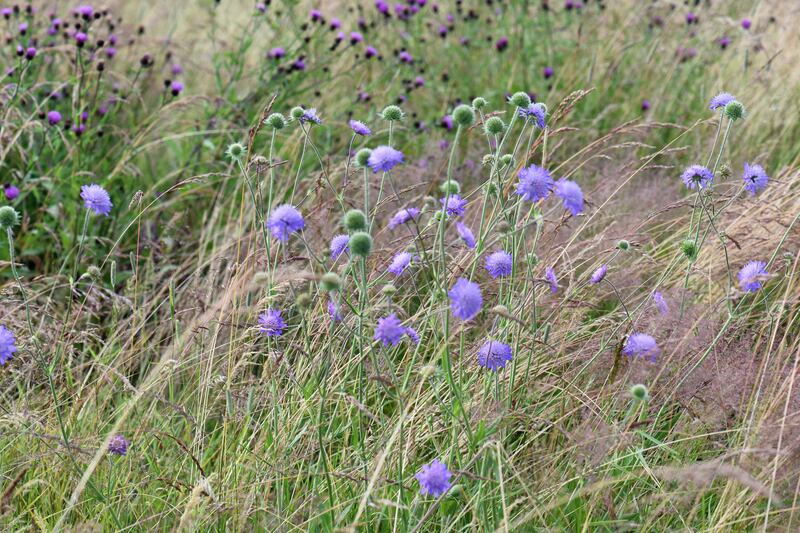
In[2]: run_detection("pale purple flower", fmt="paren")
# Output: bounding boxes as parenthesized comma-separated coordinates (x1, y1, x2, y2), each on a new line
(405, 327, 420, 345)
(349, 119, 371, 136)
(81, 184, 113, 216)
(268, 47, 285, 59)
(709, 92, 735, 111)
(415, 459, 452, 497)
(328, 299, 343, 322)
(545, 267, 558, 293)
(518, 103, 546, 128)
(449, 278, 482, 320)
(0, 325, 17, 366)
(681, 165, 713, 189)
(367, 146, 404, 173)
(555, 179, 584, 216)
(388, 207, 420, 229)
(299, 108, 322, 125)
(259, 309, 286, 337)
(543, 66, 554, 79)
(477, 340, 513, 371)
(742, 162, 768, 195)
(388, 252, 414, 276)
(516, 164, 553, 202)
(623, 333, 660, 362)
(108, 434, 129, 456)
(440, 195, 467, 217)
(590, 265, 607, 284)
(738, 261, 768, 292)
(374, 313, 405, 346)
(330, 234, 350, 259)
(267, 204, 304, 242)
(456, 222, 476, 249)
(485, 251, 513, 278)
(653, 291, 669, 314)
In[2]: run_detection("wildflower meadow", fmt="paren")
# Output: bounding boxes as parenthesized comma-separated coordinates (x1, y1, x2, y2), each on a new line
(1, 1, 800, 531)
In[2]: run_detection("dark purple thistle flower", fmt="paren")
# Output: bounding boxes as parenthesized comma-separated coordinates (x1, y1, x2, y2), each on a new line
(709, 92, 735, 111)
(259, 309, 286, 337)
(590, 264, 607, 284)
(349, 119, 371, 136)
(388, 252, 414, 276)
(256, 2, 267, 12)
(388, 207, 420, 229)
(25, 47, 36, 60)
(555, 179, 584, 216)
(171, 64, 183, 75)
(310, 9, 323, 22)
(681, 165, 713, 189)
(495, 37, 509, 52)
(623, 333, 660, 362)
(18, 22, 28, 35)
(414, 76, 425, 87)
(686, 12, 698, 25)
(456, 222, 476, 249)
(330, 234, 350, 259)
(398, 50, 413, 63)
(440, 195, 467, 217)
(350, 31, 364, 44)
(108, 434, 129, 456)
(330, 18, 341, 29)
(374, 313, 406, 346)
(267, 204, 305, 242)
(405, 327, 420, 345)
(742, 162, 769, 195)
(365, 46, 378, 58)
(449, 277, 482, 320)
(81, 184, 112, 216)
(4, 185, 20, 201)
(75, 32, 88, 46)
(641, 99, 651, 111)
(516, 164, 554, 202)
(477, 340, 513, 371)
(719, 36, 731, 49)
(741, 19, 751, 30)
(76, 5, 94, 18)
(268, 47, 285, 59)
(328, 299, 343, 322)
(738, 260, 768, 292)
(169, 81, 184, 96)
(441, 115, 454, 131)
(485, 250, 513, 278)
(652, 291, 669, 315)
(291, 58, 306, 71)
(518, 103, 546, 128)
(415, 459, 452, 497)
(299, 108, 322, 125)
(543, 66, 554, 79)
(105, 47, 117, 58)
(368, 146, 404, 173)
(0, 325, 17, 366)
(545, 267, 558, 293)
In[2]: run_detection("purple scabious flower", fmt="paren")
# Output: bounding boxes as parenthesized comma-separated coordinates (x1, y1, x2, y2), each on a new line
(709, 92, 736, 111)
(440, 195, 467, 217)
(449, 277, 482, 321)
(259, 309, 286, 337)
(545, 267, 558, 293)
(405, 327, 420, 345)
(456, 222, 476, 249)
(47, 110, 62, 125)
(81, 184, 113, 216)
(0, 325, 17, 366)
(415, 459, 452, 497)
(681, 165, 713, 189)
(623, 333, 660, 362)
(516, 164, 554, 202)
(267, 204, 304, 242)
(742, 162, 768, 195)
(485, 251, 513, 278)
(388, 252, 414, 276)
(653, 291, 669, 314)
(349, 119, 371, 136)
(4, 185, 20, 201)
(108, 434, 129, 456)
(299, 108, 322, 125)
(590, 265, 607, 284)
(330, 234, 350, 259)
(374, 313, 405, 346)
(518, 103, 546, 128)
(738, 260, 768, 292)
(367, 146, 404, 173)
(388, 207, 420, 229)
(477, 340, 513, 371)
(554, 179, 584, 216)
(327, 299, 343, 322)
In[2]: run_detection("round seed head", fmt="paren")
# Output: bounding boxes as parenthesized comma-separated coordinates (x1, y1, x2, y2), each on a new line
(349, 232, 373, 257)
(509, 91, 531, 108)
(290, 106, 305, 119)
(295, 292, 313, 310)
(0, 206, 20, 230)
(343, 209, 368, 232)
(723, 100, 745, 121)
(526, 253, 539, 266)
(320, 272, 341, 292)
(630, 384, 649, 401)
(472, 97, 487, 110)
(381, 283, 397, 296)
(719, 164, 732, 179)
(484, 116, 505, 136)
(500, 154, 514, 167)
(452, 104, 475, 127)
(355, 148, 372, 167)
(617, 239, 630, 251)
(438, 180, 461, 195)
(266, 113, 286, 130)
(381, 105, 404, 121)
(680, 239, 698, 262)
(225, 142, 246, 161)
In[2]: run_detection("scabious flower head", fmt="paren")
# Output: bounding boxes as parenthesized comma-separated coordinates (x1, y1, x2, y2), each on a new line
(374, 313, 405, 346)
(709, 92, 735, 111)
(653, 291, 669, 314)
(681, 165, 713, 189)
(519, 103, 546, 128)
(516, 164, 554, 202)
(477, 340, 513, 371)
(381, 105, 404, 121)
(545, 267, 558, 293)
(405, 327, 420, 345)
(298, 108, 322, 125)
(554, 179, 584, 216)
(330, 234, 350, 259)
(449, 277, 482, 320)
(388, 207, 420, 229)
(108, 435, 129, 456)
(456, 222, 476, 249)
(355, 148, 372, 167)
(440, 195, 467, 217)
(590, 264, 607, 284)
(349, 232, 373, 257)
(388, 251, 414, 276)
(724, 100, 745, 121)
(415, 459, 452, 497)
(485, 251, 513, 278)
(738, 260, 768, 292)
(81, 184, 113, 216)
(742, 162, 768, 195)
(348, 119, 371, 136)
(0, 325, 17, 366)
(509, 91, 531, 108)
(0, 206, 19, 230)
(367, 146, 404, 173)
(4, 185, 20, 201)
(259, 309, 286, 337)
(225, 142, 246, 161)
(267, 204, 304, 242)
(623, 333, 660, 362)
(328, 299, 343, 321)
(452, 104, 475, 127)
(484, 116, 505, 136)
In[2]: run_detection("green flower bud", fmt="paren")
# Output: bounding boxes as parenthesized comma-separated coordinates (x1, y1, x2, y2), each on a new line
(526, 253, 540, 267)
(381, 105, 404, 121)
(680, 239, 698, 262)
(381, 283, 397, 297)
(355, 148, 372, 168)
(452, 104, 475, 127)
(320, 272, 341, 292)
(484, 116, 505, 136)
(265, 113, 286, 130)
(509, 91, 531, 108)
(349, 231, 373, 257)
(225, 142, 246, 161)
(499, 154, 514, 167)
(481, 154, 495, 167)
(630, 384, 649, 401)
(290, 106, 305, 119)
(439, 180, 461, 195)
(617, 239, 630, 251)
(723, 101, 745, 121)
(472, 97, 487, 110)
(296, 292, 313, 310)
(719, 164, 732, 179)
(343, 209, 368, 232)
(0, 206, 20, 230)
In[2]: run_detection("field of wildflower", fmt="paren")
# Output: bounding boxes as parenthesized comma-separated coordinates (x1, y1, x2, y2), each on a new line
(1, 0, 799, 531)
